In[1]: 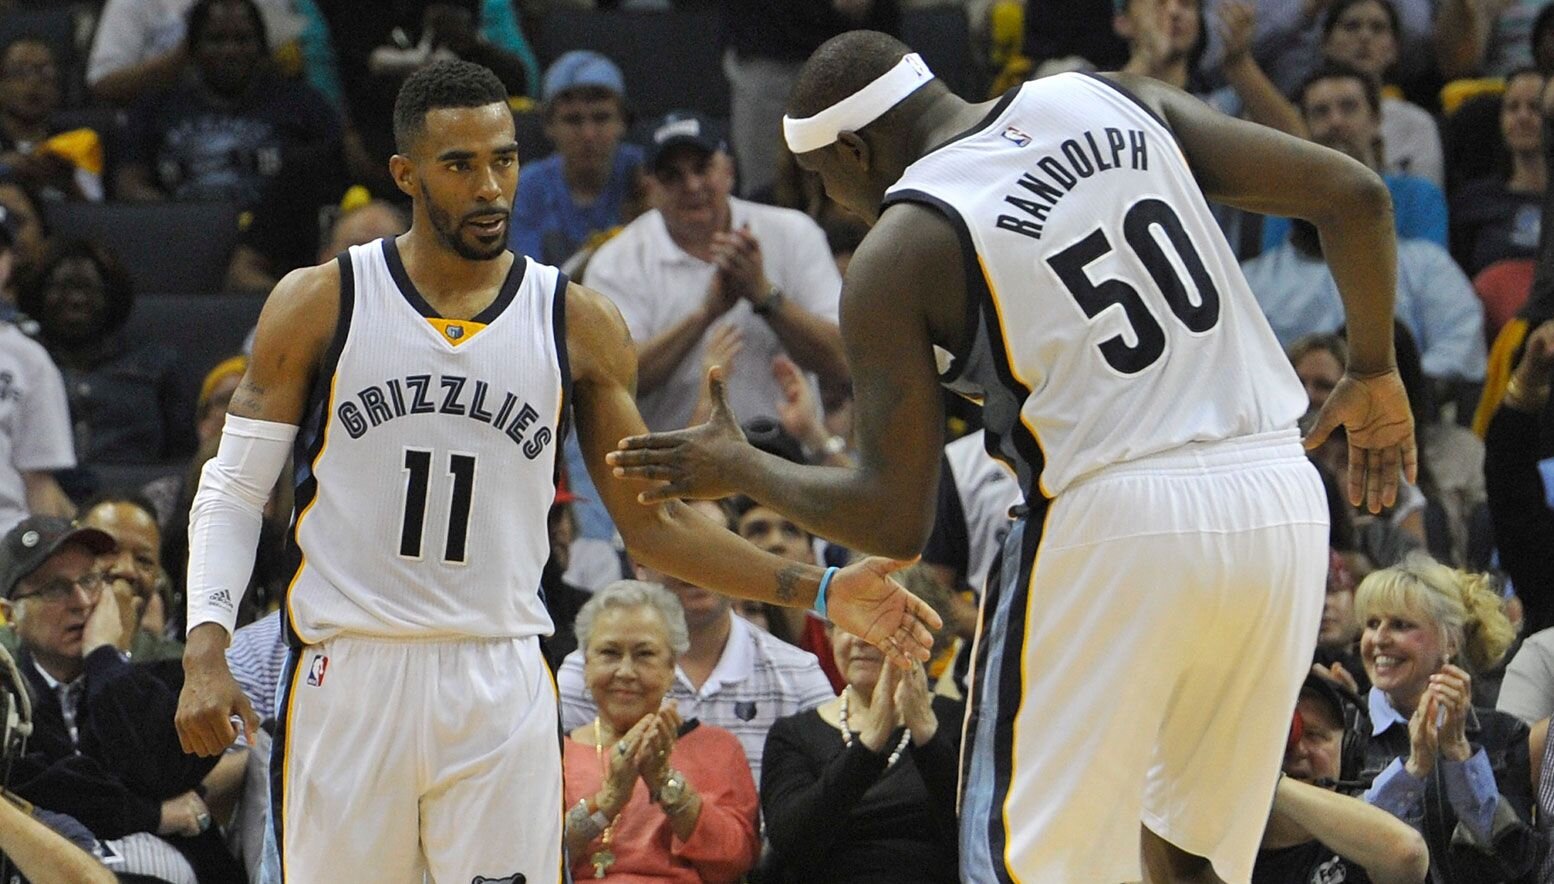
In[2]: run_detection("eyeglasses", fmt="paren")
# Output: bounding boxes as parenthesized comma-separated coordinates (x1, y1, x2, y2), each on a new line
(13, 572, 105, 604)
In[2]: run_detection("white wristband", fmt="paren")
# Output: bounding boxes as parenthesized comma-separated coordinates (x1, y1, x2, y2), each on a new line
(186, 414, 297, 637)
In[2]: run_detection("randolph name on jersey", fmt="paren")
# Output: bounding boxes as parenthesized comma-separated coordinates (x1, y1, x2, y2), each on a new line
(993, 126, 1152, 241)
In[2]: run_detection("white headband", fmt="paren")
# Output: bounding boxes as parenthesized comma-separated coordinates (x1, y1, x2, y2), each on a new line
(782, 53, 935, 154)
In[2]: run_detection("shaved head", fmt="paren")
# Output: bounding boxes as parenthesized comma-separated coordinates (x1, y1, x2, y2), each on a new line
(787, 31, 917, 119)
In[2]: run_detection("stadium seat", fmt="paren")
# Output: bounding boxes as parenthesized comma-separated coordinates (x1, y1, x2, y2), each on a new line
(537, 8, 729, 119)
(90, 461, 185, 494)
(902, 6, 988, 101)
(1442, 92, 1503, 195)
(514, 106, 553, 163)
(45, 201, 241, 295)
(120, 292, 263, 432)
(1473, 258, 1535, 341)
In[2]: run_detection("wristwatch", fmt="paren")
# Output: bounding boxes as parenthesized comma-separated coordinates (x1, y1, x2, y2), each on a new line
(753, 284, 784, 317)
(657, 770, 690, 813)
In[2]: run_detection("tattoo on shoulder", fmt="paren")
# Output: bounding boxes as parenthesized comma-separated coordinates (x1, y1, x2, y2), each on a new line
(775, 564, 805, 604)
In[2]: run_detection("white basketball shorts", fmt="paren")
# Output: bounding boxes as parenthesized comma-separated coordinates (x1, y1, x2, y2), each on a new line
(957, 428, 1328, 884)
(272, 633, 562, 883)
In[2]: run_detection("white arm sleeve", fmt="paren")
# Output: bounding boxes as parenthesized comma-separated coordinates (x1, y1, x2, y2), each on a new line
(186, 414, 298, 638)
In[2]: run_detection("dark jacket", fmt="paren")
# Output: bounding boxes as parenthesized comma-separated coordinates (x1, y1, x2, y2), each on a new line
(761, 695, 963, 883)
(9, 647, 242, 881)
(1484, 402, 1554, 636)
(1359, 705, 1540, 883)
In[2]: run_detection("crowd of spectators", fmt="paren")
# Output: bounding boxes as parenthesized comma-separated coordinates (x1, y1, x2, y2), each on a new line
(0, 0, 1552, 879)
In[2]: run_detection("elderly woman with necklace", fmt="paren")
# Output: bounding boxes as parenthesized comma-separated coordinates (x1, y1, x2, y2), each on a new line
(760, 622, 962, 882)
(562, 580, 759, 882)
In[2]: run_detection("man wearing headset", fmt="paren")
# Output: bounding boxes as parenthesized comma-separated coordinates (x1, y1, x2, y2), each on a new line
(1255, 672, 1429, 884)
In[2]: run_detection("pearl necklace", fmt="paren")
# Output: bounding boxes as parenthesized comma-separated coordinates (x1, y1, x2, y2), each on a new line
(837, 687, 911, 766)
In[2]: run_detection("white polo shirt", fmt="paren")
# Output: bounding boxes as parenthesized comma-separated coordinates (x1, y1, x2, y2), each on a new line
(583, 197, 842, 431)
(557, 614, 836, 781)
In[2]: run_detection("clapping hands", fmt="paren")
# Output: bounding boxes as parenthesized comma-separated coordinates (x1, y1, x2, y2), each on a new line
(635, 703, 684, 797)
(1405, 664, 1474, 777)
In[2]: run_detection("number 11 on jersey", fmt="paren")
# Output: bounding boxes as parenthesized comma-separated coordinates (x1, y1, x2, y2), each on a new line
(399, 448, 477, 564)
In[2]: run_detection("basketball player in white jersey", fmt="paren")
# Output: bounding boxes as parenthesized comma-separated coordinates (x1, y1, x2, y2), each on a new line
(170, 60, 940, 883)
(607, 32, 1418, 884)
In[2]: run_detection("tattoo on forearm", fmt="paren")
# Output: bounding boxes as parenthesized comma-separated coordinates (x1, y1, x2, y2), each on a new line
(229, 381, 267, 416)
(775, 564, 804, 604)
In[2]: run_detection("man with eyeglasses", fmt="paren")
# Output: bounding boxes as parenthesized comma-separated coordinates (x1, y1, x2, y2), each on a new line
(0, 516, 245, 882)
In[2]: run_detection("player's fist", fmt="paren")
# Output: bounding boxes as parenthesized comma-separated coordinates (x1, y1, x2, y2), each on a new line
(176, 624, 259, 757)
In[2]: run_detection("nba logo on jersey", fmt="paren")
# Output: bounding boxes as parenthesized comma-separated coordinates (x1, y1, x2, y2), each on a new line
(1001, 126, 1033, 147)
(306, 654, 328, 687)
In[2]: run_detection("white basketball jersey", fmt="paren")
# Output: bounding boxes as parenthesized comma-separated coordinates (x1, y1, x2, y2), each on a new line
(284, 238, 568, 643)
(885, 73, 1305, 499)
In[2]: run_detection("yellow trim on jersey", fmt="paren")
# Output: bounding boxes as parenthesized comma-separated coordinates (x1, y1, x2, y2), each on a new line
(976, 254, 1055, 500)
(427, 317, 489, 346)
(285, 371, 342, 646)
(278, 654, 307, 884)
(544, 653, 566, 884)
(1002, 504, 1055, 882)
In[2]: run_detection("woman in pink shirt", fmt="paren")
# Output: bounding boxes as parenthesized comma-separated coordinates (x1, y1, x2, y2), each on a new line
(562, 580, 760, 882)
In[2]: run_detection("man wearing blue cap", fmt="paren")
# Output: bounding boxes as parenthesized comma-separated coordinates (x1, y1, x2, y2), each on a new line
(508, 50, 644, 266)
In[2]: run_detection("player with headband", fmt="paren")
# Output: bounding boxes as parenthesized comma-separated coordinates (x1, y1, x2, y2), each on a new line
(610, 29, 1415, 884)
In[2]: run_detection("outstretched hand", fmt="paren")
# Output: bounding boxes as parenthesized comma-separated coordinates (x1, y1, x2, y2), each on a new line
(828, 557, 942, 670)
(1303, 368, 1417, 513)
(609, 365, 750, 504)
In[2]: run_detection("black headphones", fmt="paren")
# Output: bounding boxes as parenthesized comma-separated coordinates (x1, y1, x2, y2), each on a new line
(1294, 673, 1370, 793)
(0, 644, 30, 783)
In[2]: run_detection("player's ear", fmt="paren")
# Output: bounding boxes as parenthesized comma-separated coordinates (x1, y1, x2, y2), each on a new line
(835, 131, 871, 173)
(389, 154, 417, 199)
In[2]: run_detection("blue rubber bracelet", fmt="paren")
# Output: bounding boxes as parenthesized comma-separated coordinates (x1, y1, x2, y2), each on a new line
(813, 566, 839, 620)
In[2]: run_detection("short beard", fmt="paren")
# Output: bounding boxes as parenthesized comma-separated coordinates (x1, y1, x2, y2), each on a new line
(419, 179, 506, 261)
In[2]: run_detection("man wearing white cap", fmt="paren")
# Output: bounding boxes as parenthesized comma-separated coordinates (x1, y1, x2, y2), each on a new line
(609, 30, 1417, 884)
(584, 110, 849, 434)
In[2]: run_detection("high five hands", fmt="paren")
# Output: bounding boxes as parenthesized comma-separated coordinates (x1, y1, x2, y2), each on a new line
(606, 366, 942, 669)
